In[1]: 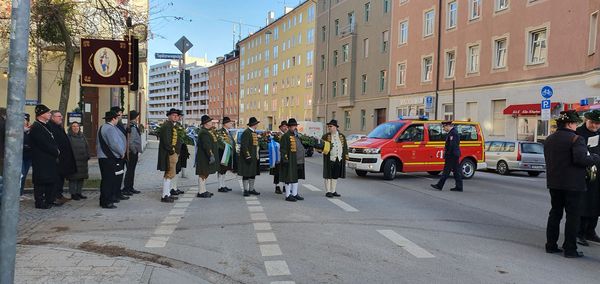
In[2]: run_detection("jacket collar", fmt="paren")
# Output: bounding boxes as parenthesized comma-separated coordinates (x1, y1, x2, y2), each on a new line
(558, 127, 577, 134)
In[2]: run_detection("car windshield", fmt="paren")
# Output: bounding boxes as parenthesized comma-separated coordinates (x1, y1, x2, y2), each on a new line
(367, 122, 404, 139)
(521, 143, 544, 154)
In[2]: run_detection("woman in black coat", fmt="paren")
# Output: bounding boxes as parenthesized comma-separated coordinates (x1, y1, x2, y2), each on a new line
(67, 122, 90, 200)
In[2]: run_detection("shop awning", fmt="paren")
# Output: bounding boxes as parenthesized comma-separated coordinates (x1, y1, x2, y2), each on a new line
(503, 103, 560, 115)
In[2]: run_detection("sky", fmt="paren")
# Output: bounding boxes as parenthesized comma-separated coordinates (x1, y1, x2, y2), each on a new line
(148, 0, 306, 66)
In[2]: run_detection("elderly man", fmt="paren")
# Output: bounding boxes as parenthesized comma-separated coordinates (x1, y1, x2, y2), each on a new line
(49, 110, 77, 205)
(280, 118, 305, 202)
(216, 117, 236, 193)
(238, 117, 261, 197)
(29, 105, 60, 209)
(157, 108, 184, 203)
(431, 121, 463, 192)
(321, 120, 349, 198)
(97, 111, 127, 209)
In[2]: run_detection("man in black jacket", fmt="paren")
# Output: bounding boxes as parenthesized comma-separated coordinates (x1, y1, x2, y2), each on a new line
(431, 121, 463, 192)
(30, 105, 60, 209)
(49, 110, 77, 205)
(544, 110, 600, 258)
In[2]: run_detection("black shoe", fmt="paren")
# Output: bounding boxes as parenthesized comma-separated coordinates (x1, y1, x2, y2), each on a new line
(71, 194, 81, 201)
(430, 184, 442, 190)
(332, 192, 341, 197)
(249, 190, 261, 196)
(113, 199, 120, 203)
(218, 187, 228, 193)
(196, 192, 212, 198)
(101, 203, 117, 209)
(78, 194, 88, 199)
(51, 201, 63, 207)
(293, 195, 304, 201)
(122, 189, 133, 196)
(226, 187, 233, 192)
(243, 190, 250, 197)
(545, 245, 563, 254)
(577, 237, 589, 247)
(171, 195, 178, 200)
(275, 186, 282, 194)
(564, 250, 584, 258)
(118, 195, 130, 200)
(170, 189, 180, 196)
(208, 191, 214, 196)
(130, 189, 141, 194)
(326, 192, 333, 198)
(286, 196, 297, 202)
(161, 196, 174, 203)
(450, 188, 463, 192)
(175, 189, 184, 194)
(35, 203, 51, 209)
(585, 234, 600, 244)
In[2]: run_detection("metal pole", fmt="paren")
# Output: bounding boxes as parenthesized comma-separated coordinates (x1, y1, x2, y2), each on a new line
(1, 0, 31, 282)
(434, 0, 443, 120)
(452, 80, 456, 120)
(180, 54, 186, 178)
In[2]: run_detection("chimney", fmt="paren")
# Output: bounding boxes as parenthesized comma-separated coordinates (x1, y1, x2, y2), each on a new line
(266, 11, 275, 25)
(284, 7, 293, 15)
(216, 56, 225, 63)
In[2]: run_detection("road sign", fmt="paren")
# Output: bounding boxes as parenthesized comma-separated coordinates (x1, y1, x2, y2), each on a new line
(25, 99, 38, 106)
(155, 53, 182, 60)
(541, 86, 553, 99)
(541, 99, 551, 121)
(541, 99, 551, 109)
(175, 36, 193, 54)
(424, 96, 433, 111)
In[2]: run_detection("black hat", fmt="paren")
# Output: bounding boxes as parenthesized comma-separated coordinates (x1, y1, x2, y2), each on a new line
(166, 108, 183, 116)
(584, 110, 600, 122)
(222, 117, 232, 124)
(441, 121, 453, 126)
(247, 117, 260, 127)
(556, 110, 583, 123)
(102, 111, 119, 120)
(35, 104, 51, 117)
(287, 118, 298, 126)
(201, 115, 212, 125)
(129, 110, 139, 120)
(110, 106, 124, 113)
(278, 120, 288, 128)
(326, 119, 339, 128)
(24, 113, 30, 121)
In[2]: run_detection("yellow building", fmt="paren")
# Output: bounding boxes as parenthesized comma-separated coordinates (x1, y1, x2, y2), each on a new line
(238, 1, 316, 130)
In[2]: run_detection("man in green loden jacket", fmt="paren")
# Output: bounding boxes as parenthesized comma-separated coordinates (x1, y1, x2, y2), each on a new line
(321, 120, 349, 198)
(196, 115, 219, 198)
(271, 121, 288, 194)
(216, 117, 236, 193)
(238, 117, 261, 197)
(280, 118, 305, 202)
(157, 108, 183, 203)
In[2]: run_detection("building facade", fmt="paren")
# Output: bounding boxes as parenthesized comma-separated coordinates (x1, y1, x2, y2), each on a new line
(208, 50, 240, 125)
(389, 0, 600, 142)
(238, 1, 316, 130)
(313, 0, 393, 134)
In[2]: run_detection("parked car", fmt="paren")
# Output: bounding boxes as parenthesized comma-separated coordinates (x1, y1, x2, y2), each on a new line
(346, 134, 367, 146)
(484, 140, 545, 176)
(348, 117, 486, 180)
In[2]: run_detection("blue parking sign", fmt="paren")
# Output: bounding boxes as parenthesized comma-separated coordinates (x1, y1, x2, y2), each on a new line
(541, 99, 551, 109)
(541, 86, 553, 99)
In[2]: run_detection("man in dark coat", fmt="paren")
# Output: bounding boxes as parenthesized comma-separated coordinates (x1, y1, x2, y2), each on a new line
(280, 118, 305, 202)
(49, 110, 77, 204)
(157, 108, 183, 203)
(575, 110, 600, 246)
(544, 110, 600, 258)
(216, 117, 236, 193)
(238, 117, 261, 197)
(431, 121, 463, 192)
(123, 110, 142, 196)
(271, 121, 288, 194)
(196, 115, 219, 198)
(322, 120, 348, 198)
(29, 105, 60, 209)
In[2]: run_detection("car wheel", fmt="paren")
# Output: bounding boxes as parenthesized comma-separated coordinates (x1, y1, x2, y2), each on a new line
(460, 159, 476, 179)
(355, 170, 368, 177)
(382, 159, 397, 180)
(527, 171, 541, 177)
(427, 171, 441, 176)
(496, 161, 509, 176)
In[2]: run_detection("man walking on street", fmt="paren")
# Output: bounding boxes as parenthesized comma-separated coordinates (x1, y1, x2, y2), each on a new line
(238, 117, 261, 197)
(280, 118, 305, 202)
(157, 108, 183, 203)
(196, 115, 219, 198)
(97, 111, 127, 209)
(544, 110, 600, 258)
(29, 105, 60, 209)
(49, 110, 77, 205)
(271, 121, 288, 194)
(321, 120, 348, 198)
(575, 110, 600, 246)
(123, 110, 142, 196)
(216, 117, 236, 193)
(431, 121, 463, 192)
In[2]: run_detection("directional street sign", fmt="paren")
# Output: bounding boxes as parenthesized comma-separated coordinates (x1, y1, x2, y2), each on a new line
(541, 86, 553, 99)
(175, 36, 193, 54)
(155, 53, 182, 60)
(541, 99, 551, 121)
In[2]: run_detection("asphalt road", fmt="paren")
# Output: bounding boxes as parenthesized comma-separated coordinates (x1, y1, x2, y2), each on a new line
(19, 143, 600, 284)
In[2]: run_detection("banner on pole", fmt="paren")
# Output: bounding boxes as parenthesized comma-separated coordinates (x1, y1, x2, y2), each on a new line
(80, 38, 130, 87)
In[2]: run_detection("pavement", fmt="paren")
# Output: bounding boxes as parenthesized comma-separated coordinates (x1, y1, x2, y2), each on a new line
(13, 138, 600, 283)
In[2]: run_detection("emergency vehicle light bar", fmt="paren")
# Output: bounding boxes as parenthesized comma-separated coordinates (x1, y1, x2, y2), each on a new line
(398, 115, 429, 120)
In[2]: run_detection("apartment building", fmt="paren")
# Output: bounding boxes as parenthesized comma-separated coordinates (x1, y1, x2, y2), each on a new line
(390, 0, 600, 142)
(238, 1, 316, 130)
(313, 0, 393, 134)
(148, 57, 212, 125)
(208, 50, 240, 125)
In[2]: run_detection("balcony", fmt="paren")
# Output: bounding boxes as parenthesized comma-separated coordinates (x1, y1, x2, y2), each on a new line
(339, 23, 356, 38)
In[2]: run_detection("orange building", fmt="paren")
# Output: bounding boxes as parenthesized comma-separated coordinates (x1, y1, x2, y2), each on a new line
(208, 50, 240, 125)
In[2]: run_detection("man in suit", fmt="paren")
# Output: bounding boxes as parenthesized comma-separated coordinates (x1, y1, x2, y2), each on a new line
(431, 121, 463, 192)
(238, 117, 261, 197)
(196, 115, 219, 198)
(216, 117, 236, 193)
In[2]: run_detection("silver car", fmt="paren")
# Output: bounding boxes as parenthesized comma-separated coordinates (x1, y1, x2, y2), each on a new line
(484, 140, 545, 177)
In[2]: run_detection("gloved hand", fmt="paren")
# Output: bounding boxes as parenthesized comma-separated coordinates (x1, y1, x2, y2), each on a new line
(209, 155, 216, 164)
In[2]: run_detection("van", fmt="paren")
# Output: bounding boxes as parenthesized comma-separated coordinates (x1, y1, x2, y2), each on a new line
(348, 118, 486, 180)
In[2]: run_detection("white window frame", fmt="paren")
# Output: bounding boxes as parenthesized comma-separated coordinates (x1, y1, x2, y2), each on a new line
(467, 44, 480, 74)
(445, 50, 456, 78)
(589, 11, 598, 55)
(342, 44, 349, 62)
(422, 56, 433, 82)
(424, 10, 435, 37)
(396, 62, 407, 86)
(493, 38, 508, 69)
(470, 0, 481, 20)
(495, 0, 509, 12)
(527, 28, 547, 65)
(341, 78, 348, 96)
(399, 20, 409, 45)
(364, 38, 370, 58)
(447, 1, 457, 29)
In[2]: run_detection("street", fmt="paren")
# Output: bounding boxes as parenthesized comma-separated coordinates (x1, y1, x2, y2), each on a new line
(15, 141, 600, 284)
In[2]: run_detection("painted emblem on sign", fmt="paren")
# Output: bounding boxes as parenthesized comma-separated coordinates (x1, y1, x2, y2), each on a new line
(93, 48, 118, 77)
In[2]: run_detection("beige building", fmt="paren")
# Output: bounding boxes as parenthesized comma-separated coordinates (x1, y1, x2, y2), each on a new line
(313, 0, 393, 134)
(389, 0, 600, 142)
(239, 1, 316, 130)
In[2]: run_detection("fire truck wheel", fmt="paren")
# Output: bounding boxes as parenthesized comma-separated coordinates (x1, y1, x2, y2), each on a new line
(460, 159, 476, 179)
(382, 159, 397, 180)
(355, 170, 368, 177)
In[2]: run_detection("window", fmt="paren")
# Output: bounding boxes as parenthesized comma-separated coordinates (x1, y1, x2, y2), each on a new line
(341, 78, 348, 96)
(264, 67, 269, 78)
(363, 38, 370, 58)
(589, 12, 598, 55)
(348, 12, 355, 27)
(273, 63, 279, 76)
(494, 38, 507, 69)
(308, 4, 315, 21)
(274, 46, 279, 59)
(332, 81, 337, 97)
(443, 104, 454, 120)
(342, 44, 349, 62)
(319, 84, 324, 100)
(466, 102, 478, 122)
(428, 124, 446, 141)
(379, 70, 387, 92)
(360, 110, 366, 130)
(307, 51, 314, 66)
(396, 62, 406, 86)
(528, 29, 547, 64)
(424, 10, 435, 37)
(399, 125, 424, 142)
(361, 74, 367, 93)
(492, 99, 506, 135)
(469, 1, 481, 20)
(445, 51, 455, 78)
(383, 0, 390, 13)
(399, 20, 408, 45)
(264, 83, 269, 95)
(320, 55, 326, 71)
(468, 44, 480, 73)
(496, 0, 509, 11)
(344, 111, 351, 131)
(333, 50, 338, 66)
(332, 111, 336, 120)
(335, 19, 340, 35)
(274, 27, 279, 40)
(364, 2, 370, 22)
(307, 28, 315, 43)
(321, 26, 327, 42)
(422, 56, 433, 82)
(382, 30, 389, 52)
(447, 1, 457, 29)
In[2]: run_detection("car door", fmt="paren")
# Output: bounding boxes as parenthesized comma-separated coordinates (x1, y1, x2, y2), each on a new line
(396, 124, 427, 172)
(486, 141, 504, 168)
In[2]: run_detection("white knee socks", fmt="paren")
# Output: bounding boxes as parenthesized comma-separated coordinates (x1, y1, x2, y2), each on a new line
(331, 179, 338, 193)
(291, 183, 298, 196)
(162, 179, 171, 198)
(243, 180, 250, 191)
(171, 176, 178, 191)
(218, 173, 225, 188)
(249, 179, 255, 191)
(325, 179, 331, 193)
(285, 184, 292, 197)
(198, 177, 207, 193)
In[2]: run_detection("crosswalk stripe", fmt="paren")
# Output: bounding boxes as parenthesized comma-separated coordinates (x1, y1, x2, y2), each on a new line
(377, 230, 435, 258)
(327, 199, 359, 212)
(303, 184, 322, 192)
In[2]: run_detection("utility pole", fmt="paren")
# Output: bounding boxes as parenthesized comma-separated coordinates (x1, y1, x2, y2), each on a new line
(1, 0, 32, 282)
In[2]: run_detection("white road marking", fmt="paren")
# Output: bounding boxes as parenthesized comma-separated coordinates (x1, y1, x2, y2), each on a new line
(169, 208, 187, 215)
(253, 222, 272, 231)
(154, 225, 176, 235)
(177, 197, 194, 202)
(260, 244, 283, 257)
(270, 282, 295, 284)
(377, 230, 435, 258)
(145, 236, 169, 248)
(264, 260, 291, 276)
(256, 232, 278, 243)
(328, 199, 359, 212)
(245, 196, 258, 201)
(174, 202, 190, 208)
(303, 184, 322, 192)
(161, 216, 182, 225)
(251, 213, 268, 221)
(248, 206, 264, 212)
(246, 200, 261, 205)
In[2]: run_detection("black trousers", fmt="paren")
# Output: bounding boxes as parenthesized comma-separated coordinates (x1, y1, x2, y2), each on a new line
(34, 182, 55, 206)
(99, 158, 120, 206)
(123, 152, 139, 190)
(547, 189, 583, 251)
(436, 156, 463, 189)
(579, 216, 599, 238)
(55, 175, 66, 198)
